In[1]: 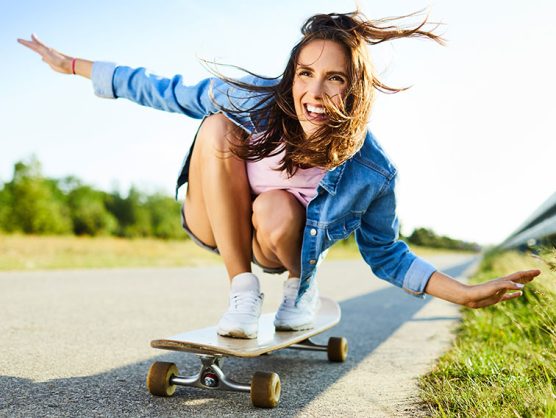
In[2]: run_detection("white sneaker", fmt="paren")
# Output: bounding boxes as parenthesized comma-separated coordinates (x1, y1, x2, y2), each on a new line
(217, 290, 264, 339)
(274, 278, 321, 331)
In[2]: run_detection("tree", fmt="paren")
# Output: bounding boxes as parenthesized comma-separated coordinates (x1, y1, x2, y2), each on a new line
(407, 227, 437, 247)
(407, 227, 480, 251)
(0, 185, 11, 232)
(3, 159, 72, 234)
(106, 187, 152, 238)
(67, 185, 117, 235)
(145, 194, 185, 239)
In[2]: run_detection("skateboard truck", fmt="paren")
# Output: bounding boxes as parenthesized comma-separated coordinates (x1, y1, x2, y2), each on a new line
(170, 355, 250, 393)
(288, 337, 328, 352)
(147, 354, 280, 408)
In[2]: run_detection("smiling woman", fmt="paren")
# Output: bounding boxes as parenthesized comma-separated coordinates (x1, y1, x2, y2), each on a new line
(17, 10, 539, 343)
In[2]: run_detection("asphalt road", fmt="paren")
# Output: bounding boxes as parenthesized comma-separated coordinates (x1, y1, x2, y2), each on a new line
(0, 254, 478, 417)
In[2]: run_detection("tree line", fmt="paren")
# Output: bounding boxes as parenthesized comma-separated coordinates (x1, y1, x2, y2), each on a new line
(0, 158, 481, 250)
(0, 158, 185, 239)
(338, 226, 480, 252)
(405, 227, 481, 252)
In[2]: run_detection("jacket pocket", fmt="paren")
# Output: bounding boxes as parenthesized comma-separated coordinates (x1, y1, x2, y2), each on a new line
(325, 215, 361, 241)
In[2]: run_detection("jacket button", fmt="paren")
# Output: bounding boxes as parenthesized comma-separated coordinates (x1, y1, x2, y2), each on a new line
(310, 228, 317, 236)
(309, 259, 316, 265)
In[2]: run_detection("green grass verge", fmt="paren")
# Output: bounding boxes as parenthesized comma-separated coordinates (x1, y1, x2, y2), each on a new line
(419, 249, 556, 417)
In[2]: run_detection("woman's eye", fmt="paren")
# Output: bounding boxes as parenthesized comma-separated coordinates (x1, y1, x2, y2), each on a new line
(330, 75, 345, 83)
(298, 70, 311, 77)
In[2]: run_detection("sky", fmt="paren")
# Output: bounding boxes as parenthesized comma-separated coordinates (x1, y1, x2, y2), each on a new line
(2, 0, 555, 245)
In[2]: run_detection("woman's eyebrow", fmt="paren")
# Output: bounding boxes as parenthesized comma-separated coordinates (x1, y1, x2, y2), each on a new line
(296, 65, 348, 78)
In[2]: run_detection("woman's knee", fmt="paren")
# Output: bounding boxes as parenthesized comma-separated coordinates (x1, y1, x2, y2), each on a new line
(195, 113, 242, 154)
(252, 190, 305, 246)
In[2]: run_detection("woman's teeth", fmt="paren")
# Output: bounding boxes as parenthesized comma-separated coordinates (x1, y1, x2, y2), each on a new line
(305, 104, 327, 121)
(306, 104, 325, 114)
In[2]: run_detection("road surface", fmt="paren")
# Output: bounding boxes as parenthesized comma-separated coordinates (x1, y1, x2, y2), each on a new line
(0, 254, 478, 417)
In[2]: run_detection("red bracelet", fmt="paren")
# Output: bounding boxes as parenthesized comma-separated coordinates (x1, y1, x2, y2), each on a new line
(71, 58, 77, 75)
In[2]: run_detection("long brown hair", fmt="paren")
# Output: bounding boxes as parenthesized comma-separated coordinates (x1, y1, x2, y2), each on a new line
(211, 10, 444, 176)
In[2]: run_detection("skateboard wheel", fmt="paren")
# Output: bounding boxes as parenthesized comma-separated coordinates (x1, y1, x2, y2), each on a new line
(250, 371, 281, 408)
(327, 337, 348, 362)
(146, 361, 179, 397)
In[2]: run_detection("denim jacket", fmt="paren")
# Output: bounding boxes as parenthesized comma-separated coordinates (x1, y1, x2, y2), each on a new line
(91, 62, 437, 301)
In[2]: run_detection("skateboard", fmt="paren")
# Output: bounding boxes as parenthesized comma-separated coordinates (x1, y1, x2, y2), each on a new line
(146, 297, 348, 408)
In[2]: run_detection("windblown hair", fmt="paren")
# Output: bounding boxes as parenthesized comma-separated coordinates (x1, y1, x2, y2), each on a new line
(211, 10, 444, 176)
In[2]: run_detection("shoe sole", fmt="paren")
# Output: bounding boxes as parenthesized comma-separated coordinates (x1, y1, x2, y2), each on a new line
(274, 298, 321, 332)
(274, 322, 315, 332)
(217, 328, 257, 339)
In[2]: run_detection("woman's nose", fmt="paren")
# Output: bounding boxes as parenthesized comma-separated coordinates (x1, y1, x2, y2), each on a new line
(307, 79, 324, 99)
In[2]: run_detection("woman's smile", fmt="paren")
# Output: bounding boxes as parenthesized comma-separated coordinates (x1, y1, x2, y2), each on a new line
(304, 103, 328, 122)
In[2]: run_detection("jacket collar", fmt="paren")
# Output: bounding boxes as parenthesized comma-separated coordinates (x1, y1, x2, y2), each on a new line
(319, 161, 347, 196)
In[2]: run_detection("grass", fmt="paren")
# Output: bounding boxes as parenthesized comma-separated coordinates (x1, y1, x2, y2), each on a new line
(419, 249, 556, 417)
(0, 234, 220, 270)
(0, 234, 473, 271)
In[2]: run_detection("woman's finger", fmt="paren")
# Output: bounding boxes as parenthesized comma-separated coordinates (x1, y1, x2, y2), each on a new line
(500, 291, 522, 302)
(503, 269, 540, 284)
(471, 289, 521, 308)
(499, 280, 525, 291)
(18, 37, 47, 57)
(31, 33, 46, 47)
(29, 34, 53, 56)
(474, 280, 519, 300)
(17, 38, 39, 52)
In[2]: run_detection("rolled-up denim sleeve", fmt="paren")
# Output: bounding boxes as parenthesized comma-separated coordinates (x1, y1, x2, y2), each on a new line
(355, 174, 436, 297)
(92, 61, 117, 98)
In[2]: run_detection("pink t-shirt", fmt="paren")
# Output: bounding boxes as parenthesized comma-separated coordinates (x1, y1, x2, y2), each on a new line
(247, 147, 326, 208)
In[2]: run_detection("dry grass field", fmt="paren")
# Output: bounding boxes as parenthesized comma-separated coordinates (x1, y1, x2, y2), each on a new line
(0, 234, 474, 271)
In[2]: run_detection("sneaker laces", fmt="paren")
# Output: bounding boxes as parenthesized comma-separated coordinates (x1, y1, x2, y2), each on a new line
(229, 291, 262, 315)
(281, 280, 300, 308)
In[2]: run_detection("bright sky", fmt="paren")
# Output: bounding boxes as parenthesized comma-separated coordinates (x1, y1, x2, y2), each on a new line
(2, 0, 555, 245)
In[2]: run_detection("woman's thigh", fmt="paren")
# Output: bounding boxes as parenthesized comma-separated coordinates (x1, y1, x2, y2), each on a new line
(183, 114, 244, 248)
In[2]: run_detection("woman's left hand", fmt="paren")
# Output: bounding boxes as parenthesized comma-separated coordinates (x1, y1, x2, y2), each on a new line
(463, 269, 540, 308)
(18, 34, 74, 74)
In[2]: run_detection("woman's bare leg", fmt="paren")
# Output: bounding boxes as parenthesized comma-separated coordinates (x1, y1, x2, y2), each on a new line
(185, 115, 304, 280)
(252, 190, 316, 331)
(184, 114, 253, 280)
(184, 115, 314, 337)
(251, 190, 305, 278)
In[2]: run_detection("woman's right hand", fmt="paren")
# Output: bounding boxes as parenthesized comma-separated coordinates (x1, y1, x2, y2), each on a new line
(18, 34, 74, 74)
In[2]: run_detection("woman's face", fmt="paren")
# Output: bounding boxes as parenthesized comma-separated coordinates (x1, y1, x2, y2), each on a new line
(292, 39, 349, 138)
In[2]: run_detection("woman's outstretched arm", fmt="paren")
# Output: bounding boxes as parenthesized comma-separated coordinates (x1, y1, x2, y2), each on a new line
(425, 269, 541, 308)
(17, 34, 273, 124)
(17, 34, 92, 78)
(355, 169, 541, 309)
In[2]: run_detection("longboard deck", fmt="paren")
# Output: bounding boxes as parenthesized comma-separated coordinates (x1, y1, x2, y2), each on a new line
(151, 297, 340, 358)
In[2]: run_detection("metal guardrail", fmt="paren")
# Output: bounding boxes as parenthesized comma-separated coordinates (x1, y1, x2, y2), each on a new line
(500, 191, 556, 249)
